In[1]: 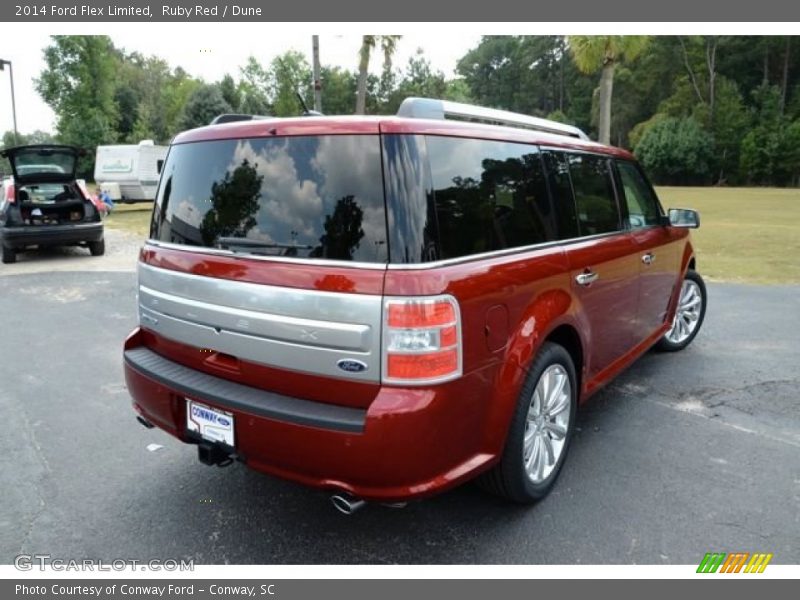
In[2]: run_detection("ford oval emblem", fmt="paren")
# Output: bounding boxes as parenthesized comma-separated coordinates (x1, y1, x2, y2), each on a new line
(337, 359, 368, 373)
(216, 417, 231, 427)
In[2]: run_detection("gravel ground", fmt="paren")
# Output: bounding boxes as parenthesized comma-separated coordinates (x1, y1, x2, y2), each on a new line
(1, 227, 143, 274)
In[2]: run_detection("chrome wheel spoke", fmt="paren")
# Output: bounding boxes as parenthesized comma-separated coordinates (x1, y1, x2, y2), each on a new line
(533, 438, 546, 480)
(531, 387, 542, 415)
(542, 434, 555, 466)
(540, 370, 552, 404)
(546, 372, 566, 412)
(547, 391, 570, 417)
(524, 425, 537, 445)
(545, 421, 567, 440)
(525, 435, 541, 473)
(681, 298, 700, 311)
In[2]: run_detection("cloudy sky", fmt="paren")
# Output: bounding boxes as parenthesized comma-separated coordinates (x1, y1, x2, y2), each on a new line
(0, 26, 482, 136)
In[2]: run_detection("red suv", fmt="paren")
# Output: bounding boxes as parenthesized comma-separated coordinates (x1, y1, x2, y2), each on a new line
(124, 98, 705, 511)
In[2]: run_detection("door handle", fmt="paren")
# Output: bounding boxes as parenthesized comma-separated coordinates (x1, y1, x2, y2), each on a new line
(642, 253, 655, 265)
(575, 270, 599, 286)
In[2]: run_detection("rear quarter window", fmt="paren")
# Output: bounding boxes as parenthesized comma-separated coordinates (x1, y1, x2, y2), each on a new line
(151, 135, 388, 263)
(382, 134, 439, 264)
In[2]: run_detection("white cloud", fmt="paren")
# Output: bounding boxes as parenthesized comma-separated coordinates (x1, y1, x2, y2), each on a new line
(230, 139, 324, 240)
(174, 198, 202, 227)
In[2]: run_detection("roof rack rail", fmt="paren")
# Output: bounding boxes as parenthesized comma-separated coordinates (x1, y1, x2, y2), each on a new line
(209, 114, 271, 125)
(396, 97, 589, 141)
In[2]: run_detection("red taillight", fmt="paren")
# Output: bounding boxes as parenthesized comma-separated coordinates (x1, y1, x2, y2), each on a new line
(382, 295, 462, 385)
(439, 325, 458, 348)
(387, 301, 455, 328)
(4, 183, 15, 204)
(387, 350, 459, 380)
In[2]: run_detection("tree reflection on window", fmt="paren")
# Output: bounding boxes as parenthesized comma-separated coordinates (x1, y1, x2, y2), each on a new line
(433, 154, 551, 258)
(310, 195, 365, 260)
(200, 158, 263, 246)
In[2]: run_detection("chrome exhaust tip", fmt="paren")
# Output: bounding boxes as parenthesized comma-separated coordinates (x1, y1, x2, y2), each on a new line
(330, 493, 366, 515)
(136, 415, 154, 429)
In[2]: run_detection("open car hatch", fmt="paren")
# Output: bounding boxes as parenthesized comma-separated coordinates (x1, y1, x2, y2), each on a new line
(1, 144, 84, 184)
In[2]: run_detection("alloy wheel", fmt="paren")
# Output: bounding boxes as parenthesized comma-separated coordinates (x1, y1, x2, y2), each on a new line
(666, 279, 703, 344)
(523, 364, 572, 484)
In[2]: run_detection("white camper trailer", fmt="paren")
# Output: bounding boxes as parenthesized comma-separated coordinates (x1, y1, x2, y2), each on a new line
(94, 140, 167, 202)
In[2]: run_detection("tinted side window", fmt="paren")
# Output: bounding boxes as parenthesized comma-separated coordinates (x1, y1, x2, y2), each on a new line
(567, 154, 620, 235)
(542, 151, 580, 240)
(426, 136, 556, 259)
(616, 160, 662, 228)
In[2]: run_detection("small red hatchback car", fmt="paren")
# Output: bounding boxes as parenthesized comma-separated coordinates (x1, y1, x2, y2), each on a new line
(124, 98, 706, 510)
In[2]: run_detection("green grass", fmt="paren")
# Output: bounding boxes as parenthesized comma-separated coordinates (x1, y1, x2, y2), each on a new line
(104, 202, 153, 239)
(101, 189, 800, 284)
(655, 187, 800, 284)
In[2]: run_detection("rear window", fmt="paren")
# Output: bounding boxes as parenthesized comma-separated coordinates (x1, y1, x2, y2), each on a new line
(151, 135, 388, 263)
(7, 147, 76, 179)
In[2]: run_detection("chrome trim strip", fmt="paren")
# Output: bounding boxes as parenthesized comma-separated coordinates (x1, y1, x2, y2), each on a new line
(385, 230, 625, 270)
(138, 262, 382, 317)
(141, 305, 370, 358)
(147, 230, 628, 272)
(139, 285, 371, 351)
(144, 239, 388, 270)
(137, 263, 383, 383)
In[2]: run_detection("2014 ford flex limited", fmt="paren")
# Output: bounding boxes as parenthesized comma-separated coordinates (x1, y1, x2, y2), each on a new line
(124, 98, 706, 510)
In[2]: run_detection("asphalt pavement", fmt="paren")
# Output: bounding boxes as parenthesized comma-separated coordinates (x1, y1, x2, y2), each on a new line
(0, 266, 798, 564)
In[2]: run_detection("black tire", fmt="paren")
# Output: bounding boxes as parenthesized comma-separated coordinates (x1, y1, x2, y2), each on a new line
(476, 342, 578, 503)
(89, 238, 105, 257)
(655, 270, 707, 352)
(1, 246, 16, 264)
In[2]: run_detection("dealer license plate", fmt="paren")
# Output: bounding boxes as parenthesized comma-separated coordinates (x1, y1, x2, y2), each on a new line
(186, 399, 235, 447)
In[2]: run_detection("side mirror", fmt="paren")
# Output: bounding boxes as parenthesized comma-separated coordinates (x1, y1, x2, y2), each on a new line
(668, 208, 700, 229)
(156, 159, 164, 175)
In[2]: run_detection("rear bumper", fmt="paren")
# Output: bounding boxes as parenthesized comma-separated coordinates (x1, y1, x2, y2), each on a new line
(123, 330, 500, 502)
(1, 222, 103, 248)
(125, 346, 366, 433)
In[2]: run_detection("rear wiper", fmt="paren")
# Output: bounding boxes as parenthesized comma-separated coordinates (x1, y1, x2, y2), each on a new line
(216, 236, 313, 250)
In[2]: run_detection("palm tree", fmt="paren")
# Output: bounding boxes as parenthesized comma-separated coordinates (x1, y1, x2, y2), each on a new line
(568, 36, 649, 144)
(355, 35, 401, 114)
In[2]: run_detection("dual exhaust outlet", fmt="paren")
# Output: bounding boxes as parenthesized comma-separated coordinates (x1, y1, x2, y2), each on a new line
(330, 493, 366, 515)
(329, 493, 407, 515)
